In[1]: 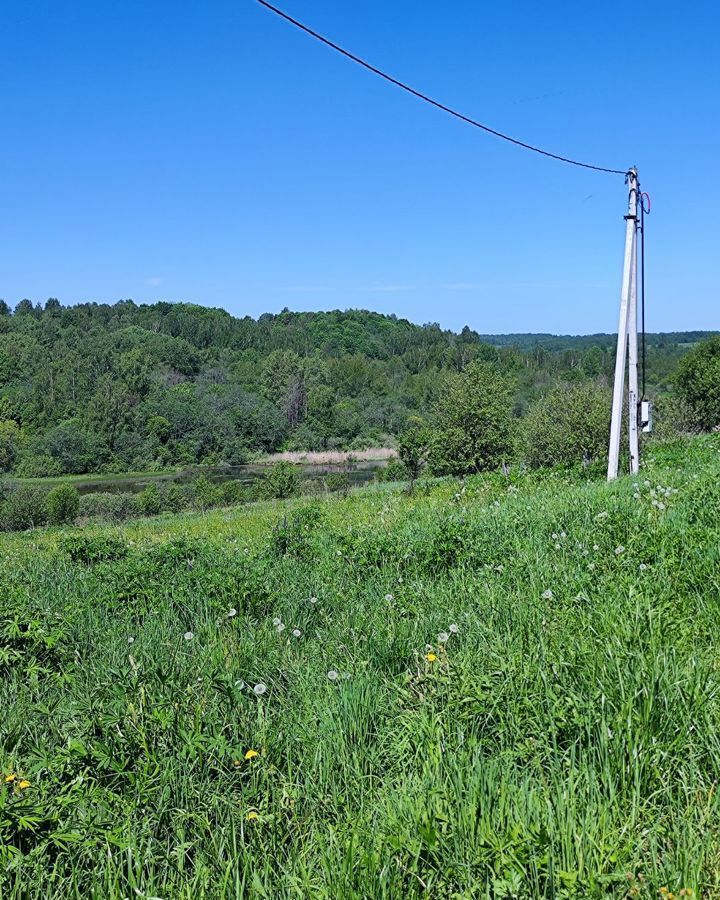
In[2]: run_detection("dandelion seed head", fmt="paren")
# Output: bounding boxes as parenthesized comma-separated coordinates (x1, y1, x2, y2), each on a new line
(310, 596, 318, 604)
(272, 617, 282, 627)
(253, 683, 267, 696)
(542, 589, 553, 600)
(227, 608, 237, 618)
(127, 636, 135, 644)
(385, 593, 394, 602)
(437, 631, 449, 644)
(449, 623, 458, 634)
(292, 628, 301, 638)
(327, 669, 339, 681)
(615, 545, 625, 555)
(276, 622, 285, 633)
(184, 631, 194, 641)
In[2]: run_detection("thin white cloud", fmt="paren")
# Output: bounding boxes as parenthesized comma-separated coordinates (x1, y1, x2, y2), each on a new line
(144, 276, 163, 287)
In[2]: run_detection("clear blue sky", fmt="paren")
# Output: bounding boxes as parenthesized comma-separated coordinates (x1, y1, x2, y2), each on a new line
(2, 1, 718, 333)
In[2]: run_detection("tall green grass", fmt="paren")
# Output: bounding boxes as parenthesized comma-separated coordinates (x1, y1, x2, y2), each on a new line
(1, 435, 719, 898)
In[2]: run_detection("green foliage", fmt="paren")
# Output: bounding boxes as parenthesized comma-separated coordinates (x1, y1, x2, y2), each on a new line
(258, 461, 301, 500)
(674, 334, 720, 430)
(0, 485, 48, 531)
(46, 483, 79, 525)
(77, 491, 140, 523)
(398, 421, 430, 487)
(0, 420, 21, 472)
(0, 300, 711, 476)
(58, 534, 128, 564)
(192, 475, 223, 511)
(428, 360, 516, 475)
(136, 483, 163, 517)
(521, 381, 611, 468)
(377, 458, 409, 482)
(14, 455, 63, 478)
(324, 471, 351, 495)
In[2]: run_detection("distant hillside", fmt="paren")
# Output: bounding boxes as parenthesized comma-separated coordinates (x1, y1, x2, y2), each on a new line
(0, 299, 714, 476)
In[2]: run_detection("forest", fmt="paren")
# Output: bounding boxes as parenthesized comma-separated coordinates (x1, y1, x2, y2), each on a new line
(0, 297, 715, 477)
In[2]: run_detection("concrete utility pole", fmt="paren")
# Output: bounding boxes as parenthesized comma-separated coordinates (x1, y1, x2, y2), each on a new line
(607, 168, 639, 481)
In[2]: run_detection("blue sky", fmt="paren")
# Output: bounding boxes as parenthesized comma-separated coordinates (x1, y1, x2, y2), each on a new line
(2, 1, 718, 333)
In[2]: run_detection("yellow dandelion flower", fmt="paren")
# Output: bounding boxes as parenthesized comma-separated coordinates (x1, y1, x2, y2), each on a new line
(244, 749, 259, 760)
(4, 773, 16, 783)
(425, 652, 437, 662)
(246, 811, 259, 821)
(18, 780, 31, 789)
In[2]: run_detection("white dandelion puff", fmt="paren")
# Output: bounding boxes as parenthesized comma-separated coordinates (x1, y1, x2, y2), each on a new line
(272, 617, 282, 627)
(127, 636, 135, 644)
(253, 683, 267, 696)
(292, 628, 301, 638)
(385, 594, 394, 602)
(227, 608, 237, 618)
(542, 589, 553, 600)
(310, 596, 318, 604)
(276, 622, 285, 633)
(449, 623, 459, 634)
(327, 670, 339, 682)
(437, 631, 449, 644)
(615, 545, 625, 555)
(184, 631, 194, 641)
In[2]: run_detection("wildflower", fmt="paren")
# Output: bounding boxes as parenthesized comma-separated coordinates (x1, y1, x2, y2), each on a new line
(327, 669, 339, 681)
(449, 623, 458, 634)
(276, 622, 285, 633)
(227, 608, 237, 618)
(244, 749, 259, 760)
(615, 545, 625, 555)
(425, 652, 438, 662)
(551, 532, 558, 540)
(18, 780, 30, 790)
(437, 631, 449, 644)
(272, 617, 282, 626)
(184, 631, 194, 641)
(560, 531, 566, 539)
(658, 502, 666, 510)
(246, 811, 259, 821)
(639, 563, 647, 571)
(253, 683, 267, 696)
(127, 636, 135, 644)
(593, 544, 599, 551)
(555, 542, 561, 550)
(385, 593, 394, 602)
(309, 596, 318, 604)
(4, 773, 16, 782)
(292, 628, 301, 638)
(542, 589, 553, 600)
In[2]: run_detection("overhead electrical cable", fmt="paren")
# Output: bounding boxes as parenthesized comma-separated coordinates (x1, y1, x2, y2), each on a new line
(256, 0, 627, 175)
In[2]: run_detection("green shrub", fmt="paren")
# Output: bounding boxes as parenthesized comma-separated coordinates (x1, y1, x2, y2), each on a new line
(15, 455, 63, 478)
(521, 382, 611, 468)
(192, 475, 223, 511)
(160, 482, 189, 513)
(324, 471, 351, 495)
(428, 361, 516, 475)
(59, 534, 128, 565)
(137, 483, 163, 516)
(377, 458, 408, 482)
(77, 491, 139, 523)
(673, 335, 720, 430)
(258, 462, 301, 500)
(46, 484, 80, 525)
(0, 485, 49, 531)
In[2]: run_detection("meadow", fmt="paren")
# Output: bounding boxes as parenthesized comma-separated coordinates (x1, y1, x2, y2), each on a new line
(1, 435, 719, 899)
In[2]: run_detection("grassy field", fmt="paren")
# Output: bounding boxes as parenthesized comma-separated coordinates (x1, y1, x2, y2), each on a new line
(1, 435, 719, 899)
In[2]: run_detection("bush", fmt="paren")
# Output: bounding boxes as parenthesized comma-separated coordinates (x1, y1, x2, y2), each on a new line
(521, 382, 611, 468)
(428, 361, 516, 475)
(160, 482, 189, 513)
(14, 455, 63, 478)
(59, 534, 128, 565)
(192, 476, 223, 511)
(0, 485, 49, 531)
(324, 471, 350, 495)
(46, 484, 80, 525)
(137, 484, 163, 516)
(673, 335, 720, 431)
(377, 458, 408, 483)
(257, 462, 301, 500)
(77, 492, 139, 523)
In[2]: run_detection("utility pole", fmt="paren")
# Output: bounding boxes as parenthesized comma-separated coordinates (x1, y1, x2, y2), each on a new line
(607, 168, 639, 481)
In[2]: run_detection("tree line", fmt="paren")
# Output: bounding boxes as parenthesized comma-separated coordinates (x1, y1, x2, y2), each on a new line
(0, 298, 716, 477)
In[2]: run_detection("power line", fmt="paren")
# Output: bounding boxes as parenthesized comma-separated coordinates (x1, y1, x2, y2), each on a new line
(256, 0, 627, 176)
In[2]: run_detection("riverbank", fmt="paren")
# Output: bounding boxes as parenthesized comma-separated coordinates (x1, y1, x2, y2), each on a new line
(257, 447, 397, 465)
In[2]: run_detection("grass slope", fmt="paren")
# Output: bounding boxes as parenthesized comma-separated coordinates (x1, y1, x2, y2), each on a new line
(1, 436, 719, 899)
